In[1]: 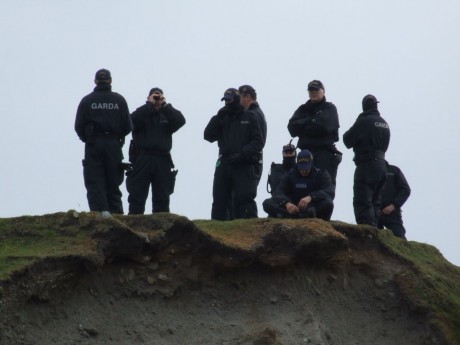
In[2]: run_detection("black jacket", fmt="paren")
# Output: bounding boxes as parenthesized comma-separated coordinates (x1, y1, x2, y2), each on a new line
(287, 98, 339, 149)
(343, 109, 390, 162)
(131, 102, 185, 152)
(204, 105, 263, 162)
(274, 167, 334, 205)
(382, 163, 411, 209)
(75, 84, 132, 142)
(248, 102, 267, 146)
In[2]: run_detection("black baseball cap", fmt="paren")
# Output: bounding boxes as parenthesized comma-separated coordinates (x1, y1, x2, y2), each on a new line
(307, 80, 324, 91)
(362, 94, 379, 110)
(282, 139, 296, 152)
(95, 69, 111, 81)
(221, 88, 240, 101)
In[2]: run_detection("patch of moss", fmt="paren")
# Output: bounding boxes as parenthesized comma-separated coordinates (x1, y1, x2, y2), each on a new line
(378, 230, 460, 343)
(193, 219, 274, 250)
(0, 213, 94, 280)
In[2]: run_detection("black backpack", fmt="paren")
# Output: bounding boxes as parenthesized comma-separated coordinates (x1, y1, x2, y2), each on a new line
(266, 163, 289, 195)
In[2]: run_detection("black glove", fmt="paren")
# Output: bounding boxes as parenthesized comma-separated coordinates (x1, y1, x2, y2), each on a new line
(226, 153, 244, 164)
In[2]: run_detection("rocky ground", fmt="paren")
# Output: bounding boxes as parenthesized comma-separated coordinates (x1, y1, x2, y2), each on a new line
(0, 212, 453, 345)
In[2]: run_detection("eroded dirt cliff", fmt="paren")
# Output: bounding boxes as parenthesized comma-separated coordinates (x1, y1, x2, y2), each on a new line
(0, 212, 454, 345)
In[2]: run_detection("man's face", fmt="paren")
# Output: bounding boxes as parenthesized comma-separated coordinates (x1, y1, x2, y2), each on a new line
(282, 150, 296, 158)
(308, 88, 325, 103)
(240, 93, 251, 108)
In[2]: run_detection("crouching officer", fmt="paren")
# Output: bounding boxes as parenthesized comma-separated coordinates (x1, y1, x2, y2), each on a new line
(126, 87, 186, 214)
(204, 88, 264, 220)
(75, 69, 132, 216)
(263, 150, 334, 220)
(343, 94, 391, 226)
(378, 161, 411, 239)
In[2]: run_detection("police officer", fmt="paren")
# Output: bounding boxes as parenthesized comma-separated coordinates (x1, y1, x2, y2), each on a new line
(266, 141, 297, 196)
(263, 150, 334, 220)
(238, 85, 267, 181)
(204, 88, 264, 220)
(75, 69, 132, 217)
(378, 161, 411, 239)
(287, 80, 342, 190)
(343, 94, 391, 226)
(126, 87, 186, 214)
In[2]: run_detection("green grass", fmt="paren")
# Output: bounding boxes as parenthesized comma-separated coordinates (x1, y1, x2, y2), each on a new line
(0, 214, 93, 280)
(378, 230, 460, 343)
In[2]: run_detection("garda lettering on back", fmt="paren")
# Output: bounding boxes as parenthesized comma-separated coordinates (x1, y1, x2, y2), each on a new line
(91, 103, 119, 110)
(375, 122, 389, 128)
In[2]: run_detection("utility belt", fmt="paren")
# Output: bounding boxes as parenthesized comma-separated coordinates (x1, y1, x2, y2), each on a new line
(139, 149, 171, 157)
(308, 144, 342, 156)
(219, 153, 259, 165)
(354, 151, 385, 165)
(94, 131, 119, 139)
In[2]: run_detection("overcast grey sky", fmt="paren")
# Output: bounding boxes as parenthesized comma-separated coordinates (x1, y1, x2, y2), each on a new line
(1, 1, 459, 265)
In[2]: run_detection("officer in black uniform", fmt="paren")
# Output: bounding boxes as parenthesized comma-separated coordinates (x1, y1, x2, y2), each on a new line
(238, 85, 267, 181)
(75, 69, 132, 217)
(204, 88, 264, 220)
(343, 94, 391, 226)
(378, 162, 411, 239)
(266, 141, 297, 195)
(126, 87, 185, 214)
(287, 80, 342, 190)
(263, 150, 334, 220)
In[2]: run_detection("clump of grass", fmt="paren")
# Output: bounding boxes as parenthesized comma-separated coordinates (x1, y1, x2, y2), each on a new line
(194, 218, 280, 250)
(0, 213, 94, 280)
(378, 230, 460, 343)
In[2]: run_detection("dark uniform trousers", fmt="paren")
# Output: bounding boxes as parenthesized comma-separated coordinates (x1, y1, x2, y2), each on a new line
(83, 137, 124, 213)
(263, 196, 333, 221)
(378, 210, 406, 239)
(212, 160, 259, 220)
(308, 147, 342, 188)
(353, 159, 387, 226)
(126, 154, 175, 214)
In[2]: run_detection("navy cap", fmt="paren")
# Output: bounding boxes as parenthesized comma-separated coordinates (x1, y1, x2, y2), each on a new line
(221, 88, 240, 101)
(307, 80, 324, 91)
(297, 150, 314, 170)
(238, 85, 256, 98)
(149, 87, 164, 96)
(95, 69, 111, 81)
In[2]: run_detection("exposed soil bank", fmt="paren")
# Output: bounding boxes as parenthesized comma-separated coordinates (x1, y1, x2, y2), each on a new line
(0, 213, 452, 345)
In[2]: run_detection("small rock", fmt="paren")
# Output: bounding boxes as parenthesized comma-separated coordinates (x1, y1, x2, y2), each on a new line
(88, 288, 98, 297)
(147, 262, 160, 271)
(158, 273, 170, 281)
(374, 278, 386, 287)
(127, 269, 135, 281)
